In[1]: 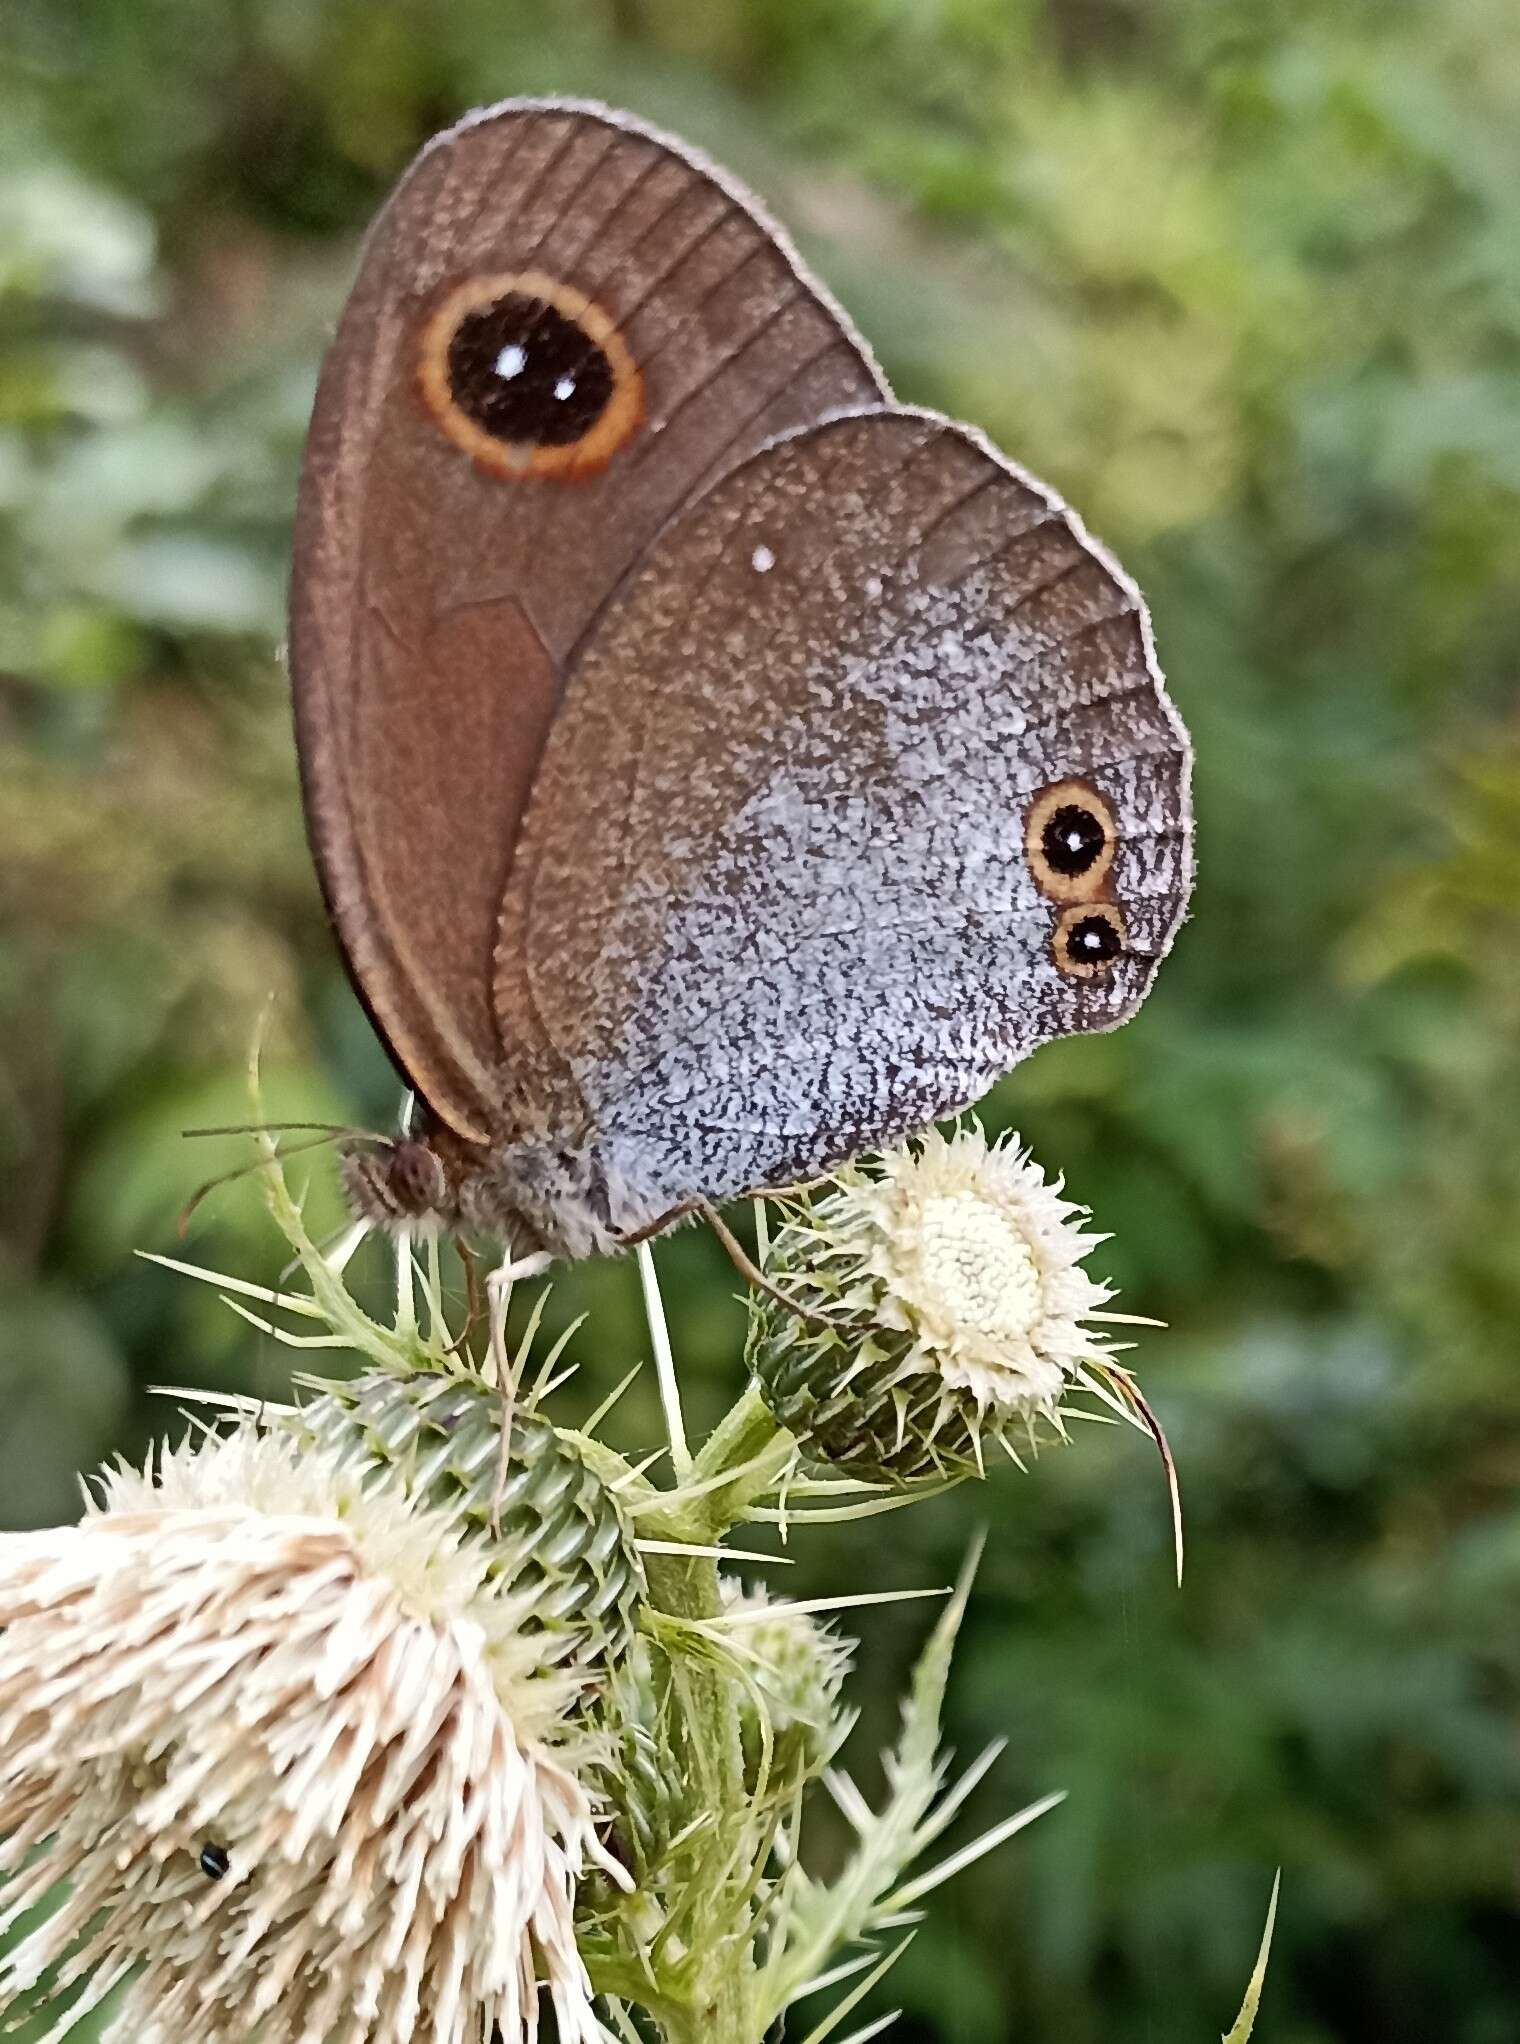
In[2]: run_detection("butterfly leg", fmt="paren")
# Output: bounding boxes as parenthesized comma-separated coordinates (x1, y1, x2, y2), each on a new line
(620, 1201, 700, 1245)
(442, 1238, 483, 1356)
(484, 1245, 553, 1534)
(699, 1201, 836, 1333)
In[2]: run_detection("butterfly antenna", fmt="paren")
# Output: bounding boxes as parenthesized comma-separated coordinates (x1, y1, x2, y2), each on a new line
(699, 1201, 839, 1334)
(182, 1119, 391, 1142)
(176, 1131, 354, 1237)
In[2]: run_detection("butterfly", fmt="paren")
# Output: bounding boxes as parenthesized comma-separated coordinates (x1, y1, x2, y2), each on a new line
(288, 98, 1193, 1273)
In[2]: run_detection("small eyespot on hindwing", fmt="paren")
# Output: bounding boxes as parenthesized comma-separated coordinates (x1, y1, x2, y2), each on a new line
(1052, 901, 1127, 978)
(1024, 779, 1117, 903)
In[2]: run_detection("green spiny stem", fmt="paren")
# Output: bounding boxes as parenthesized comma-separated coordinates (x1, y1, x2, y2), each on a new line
(638, 1386, 795, 1547)
(641, 1547, 756, 2044)
(606, 1381, 796, 2042)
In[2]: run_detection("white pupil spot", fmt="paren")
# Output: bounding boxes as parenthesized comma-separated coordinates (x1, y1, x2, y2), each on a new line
(494, 344, 527, 380)
(1081, 928, 1103, 948)
(751, 544, 776, 573)
(1065, 830, 1087, 853)
(553, 374, 577, 401)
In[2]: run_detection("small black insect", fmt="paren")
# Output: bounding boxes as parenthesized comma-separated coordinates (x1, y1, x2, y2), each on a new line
(199, 1843, 231, 1880)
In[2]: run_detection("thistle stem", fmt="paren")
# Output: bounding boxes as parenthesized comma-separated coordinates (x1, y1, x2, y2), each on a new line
(688, 1384, 795, 1534)
(633, 1381, 796, 2044)
(636, 1389, 795, 1548)
(694, 1383, 779, 1482)
(642, 1546, 757, 2044)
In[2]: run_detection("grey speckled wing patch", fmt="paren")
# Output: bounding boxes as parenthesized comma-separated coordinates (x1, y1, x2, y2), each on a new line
(495, 407, 1191, 1213)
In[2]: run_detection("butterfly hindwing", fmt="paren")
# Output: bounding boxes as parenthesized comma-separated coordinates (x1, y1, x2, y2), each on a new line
(496, 408, 1192, 1205)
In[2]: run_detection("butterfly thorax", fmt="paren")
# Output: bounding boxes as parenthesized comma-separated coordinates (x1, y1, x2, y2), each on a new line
(340, 1119, 662, 1262)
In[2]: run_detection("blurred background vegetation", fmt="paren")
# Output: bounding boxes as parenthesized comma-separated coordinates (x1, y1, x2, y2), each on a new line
(3, 1, 1519, 2039)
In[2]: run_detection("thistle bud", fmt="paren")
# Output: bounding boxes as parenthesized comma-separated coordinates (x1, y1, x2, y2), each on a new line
(724, 1583, 854, 1792)
(292, 1364, 642, 1674)
(750, 1125, 1122, 1485)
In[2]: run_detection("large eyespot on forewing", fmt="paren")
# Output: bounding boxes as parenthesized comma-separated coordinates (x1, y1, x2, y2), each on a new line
(417, 269, 644, 481)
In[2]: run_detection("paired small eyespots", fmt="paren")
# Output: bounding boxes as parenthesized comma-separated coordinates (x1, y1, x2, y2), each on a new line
(1024, 779, 1126, 976)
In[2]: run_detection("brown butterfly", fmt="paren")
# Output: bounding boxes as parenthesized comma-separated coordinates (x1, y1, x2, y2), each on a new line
(289, 99, 1193, 1275)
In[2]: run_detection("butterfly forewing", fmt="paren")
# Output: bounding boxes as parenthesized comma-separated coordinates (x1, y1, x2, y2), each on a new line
(289, 99, 887, 1142)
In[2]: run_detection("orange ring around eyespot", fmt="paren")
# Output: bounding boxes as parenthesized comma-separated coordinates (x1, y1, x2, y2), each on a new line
(417, 269, 644, 481)
(1024, 778, 1117, 904)
(1051, 901, 1127, 979)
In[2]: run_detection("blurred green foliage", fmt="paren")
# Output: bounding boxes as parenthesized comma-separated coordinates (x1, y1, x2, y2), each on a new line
(2, 2, 1518, 2040)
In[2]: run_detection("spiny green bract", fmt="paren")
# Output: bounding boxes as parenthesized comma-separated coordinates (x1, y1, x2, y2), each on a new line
(291, 1366, 643, 1672)
(592, 1640, 679, 1882)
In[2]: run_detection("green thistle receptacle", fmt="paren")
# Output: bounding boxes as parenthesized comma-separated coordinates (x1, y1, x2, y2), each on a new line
(749, 1302, 990, 1484)
(291, 1366, 644, 1672)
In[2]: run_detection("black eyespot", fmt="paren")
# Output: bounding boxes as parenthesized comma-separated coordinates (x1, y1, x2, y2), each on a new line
(420, 273, 643, 480)
(1025, 779, 1118, 903)
(446, 294, 614, 448)
(199, 1843, 230, 1880)
(1065, 913, 1123, 966)
(1040, 802, 1107, 878)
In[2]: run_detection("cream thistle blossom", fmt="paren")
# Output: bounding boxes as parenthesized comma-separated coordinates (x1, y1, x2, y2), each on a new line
(0, 1426, 624, 2044)
(751, 1123, 1141, 1484)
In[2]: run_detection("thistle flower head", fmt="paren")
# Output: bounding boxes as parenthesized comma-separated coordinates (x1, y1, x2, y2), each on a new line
(751, 1124, 1126, 1484)
(854, 1125, 1113, 1408)
(0, 1427, 623, 2044)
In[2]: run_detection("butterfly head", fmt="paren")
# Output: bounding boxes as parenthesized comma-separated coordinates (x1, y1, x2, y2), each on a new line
(336, 1122, 648, 1264)
(340, 1135, 456, 1231)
